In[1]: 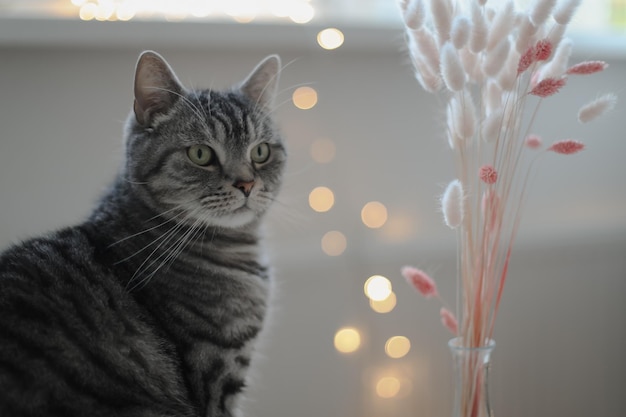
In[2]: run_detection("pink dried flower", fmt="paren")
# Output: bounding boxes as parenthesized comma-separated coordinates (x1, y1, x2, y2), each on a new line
(541, 39, 573, 80)
(402, 266, 438, 298)
(403, 0, 426, 29)
(411, 53, 442, 93)
(441, 42, 466, 91)
(548, 139, 585, 155)
(530, 77, 567, 98)
(534, 39, 552, 61)
(566, 61, 609, 75)
(469, 1, 488, 53)
(441, 179, 464, 229)
(431, 0, 452, 45)
(498, 48, 520, 91)
(516, 15, 538, 54)
(486, 0, 515, 51)
(450, 16, 471, 49)
(410, 28, 440, 75)
(525, 134, 542, 149)
(553, 0, 583, 25)
(447, 93, 477, 140)
(548, 23, 567, 51)
(482, 109, 503, 143)
(483, 38, 511, 77)
(577, 93, 618, 123)
(529, 0, 557, 26)
(517, 45, 536, 75)
(440, 308, 458, 335)
(479, 165, 498, 184)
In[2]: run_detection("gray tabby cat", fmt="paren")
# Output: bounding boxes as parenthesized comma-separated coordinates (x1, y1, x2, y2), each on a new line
(0, 51, 286, 417)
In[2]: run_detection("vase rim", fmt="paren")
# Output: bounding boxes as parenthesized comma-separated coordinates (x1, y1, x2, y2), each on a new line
(448, 337, 496, 351)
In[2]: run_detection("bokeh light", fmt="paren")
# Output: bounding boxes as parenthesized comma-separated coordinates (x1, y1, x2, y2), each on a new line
(361, 201, 388, 229)
(72, 0, 317, 23)
(289, 1, 315, 23)
(317, 28, 345, 50)
(369, 291, 397, 313)
(321, 231, 347, 256)
(385, 336, 411, 359)
(364, 275, 392, 301)
(334, 327, 361, 353)
(376, 376, 401, 398)
(79, 2, 97, 20)
(308, 186, 334, 212)
(292, 86, 318, 110)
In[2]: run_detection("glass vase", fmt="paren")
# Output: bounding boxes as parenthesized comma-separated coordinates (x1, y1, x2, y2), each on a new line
(448, 337, 496, 417)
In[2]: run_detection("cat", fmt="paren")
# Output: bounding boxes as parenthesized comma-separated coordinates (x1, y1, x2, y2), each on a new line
(0, 50, 286, 417)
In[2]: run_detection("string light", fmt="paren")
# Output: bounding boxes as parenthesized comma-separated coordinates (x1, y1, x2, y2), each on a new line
(369, 291, 396, 313)
(292, 86, 318, 110)
(321, 231, 347, 256)
(308, 186, 334, 212)
(79, 2, 98, 20)
(288, 1, 314, 23)
(361, 201, 388, 229)
(71, 0, 316, 23)
(376, 376, 401, 398)
(333, 327, 361, 353)
(317, 28, 344, 50)
(385, 336, 411, 359)
(364, 275, 392, 301)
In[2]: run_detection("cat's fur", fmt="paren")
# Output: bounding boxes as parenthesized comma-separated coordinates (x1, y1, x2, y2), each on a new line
(0, 51, 286, 417)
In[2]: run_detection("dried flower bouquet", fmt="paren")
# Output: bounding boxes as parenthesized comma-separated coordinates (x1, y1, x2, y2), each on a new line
(398, 0, 617, 348)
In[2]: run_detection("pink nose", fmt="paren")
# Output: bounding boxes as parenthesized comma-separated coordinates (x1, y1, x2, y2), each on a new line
(233, 179, 255, 197)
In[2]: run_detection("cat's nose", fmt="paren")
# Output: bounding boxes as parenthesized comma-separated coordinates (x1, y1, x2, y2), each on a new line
(233, 179, 255, 197)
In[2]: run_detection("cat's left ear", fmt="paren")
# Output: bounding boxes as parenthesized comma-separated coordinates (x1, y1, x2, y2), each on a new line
(239, 55, 281, 112)
(133, 50, 185, 126)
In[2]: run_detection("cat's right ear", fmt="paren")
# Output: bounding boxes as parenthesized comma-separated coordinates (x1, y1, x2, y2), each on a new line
(133, 51, 184, 127)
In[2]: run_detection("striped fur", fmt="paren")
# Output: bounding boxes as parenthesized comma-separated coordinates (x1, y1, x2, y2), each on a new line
(0, 51, 285, 417)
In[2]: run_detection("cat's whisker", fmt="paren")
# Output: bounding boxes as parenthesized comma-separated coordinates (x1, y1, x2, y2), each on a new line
(281, 163, 317, 180)
(128, 214, 205, 292)
(265, 197, 310, 229)
(126, 207, 202, 290)
(109, 207, 189, 249)
(122, 177, 150, 185)
(142, 198, 199, 223)
(108, 196, 205, 251)
(162, 217, 206, 273)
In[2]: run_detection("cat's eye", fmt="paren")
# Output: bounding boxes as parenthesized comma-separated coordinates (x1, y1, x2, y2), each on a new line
(251, 143, 271, 164)
(187, 144, 215, 166)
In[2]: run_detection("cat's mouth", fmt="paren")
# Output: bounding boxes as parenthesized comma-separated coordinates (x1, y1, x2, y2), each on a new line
(218, 203, 257, 227)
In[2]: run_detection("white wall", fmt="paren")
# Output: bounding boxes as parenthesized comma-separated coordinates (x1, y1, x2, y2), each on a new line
(1, 22, 625, 417)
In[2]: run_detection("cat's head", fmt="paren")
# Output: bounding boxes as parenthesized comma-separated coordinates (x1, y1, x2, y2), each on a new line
(124, 51, 286, 229)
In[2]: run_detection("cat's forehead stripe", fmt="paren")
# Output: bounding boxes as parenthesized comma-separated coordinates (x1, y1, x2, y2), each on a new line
(197, 91, 258, 146)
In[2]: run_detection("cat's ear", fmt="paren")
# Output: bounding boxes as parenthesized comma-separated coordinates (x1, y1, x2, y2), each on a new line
(133, 51, 184, 126)
(239, 55, 281, 112)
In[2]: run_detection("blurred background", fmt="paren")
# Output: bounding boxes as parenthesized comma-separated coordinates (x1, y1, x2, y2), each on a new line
(1, 1, 625, 416)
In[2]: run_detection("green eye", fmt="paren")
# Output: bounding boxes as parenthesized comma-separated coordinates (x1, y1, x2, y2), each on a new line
(251, 143, 270, 164)
(187, 144, 215, 166)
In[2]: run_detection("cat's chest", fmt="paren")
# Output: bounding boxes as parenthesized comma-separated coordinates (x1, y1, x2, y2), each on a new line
(144, 254, 270, 346)
(148, 265, 270, 416)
